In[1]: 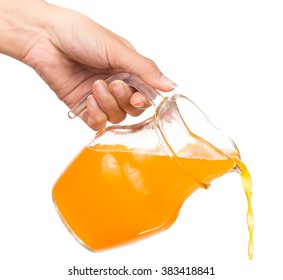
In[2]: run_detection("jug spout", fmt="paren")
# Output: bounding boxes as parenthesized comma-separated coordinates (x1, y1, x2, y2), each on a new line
(154, 94, 239, 187)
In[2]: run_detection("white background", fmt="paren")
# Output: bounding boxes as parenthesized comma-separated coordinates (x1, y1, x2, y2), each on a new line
(1, 0, 282, 279)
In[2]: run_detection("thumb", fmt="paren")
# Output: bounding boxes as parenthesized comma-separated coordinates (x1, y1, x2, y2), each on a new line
(113, 46, 177, 92)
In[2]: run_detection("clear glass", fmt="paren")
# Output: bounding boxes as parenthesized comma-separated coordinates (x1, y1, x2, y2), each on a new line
(52, 74, 239, 251)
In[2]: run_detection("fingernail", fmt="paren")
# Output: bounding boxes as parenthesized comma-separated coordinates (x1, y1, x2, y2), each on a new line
(87, 94, 97, 109)
(160, 75, 177, 89)
(131, 101, 146, 108)
(93, 80, 108, 96)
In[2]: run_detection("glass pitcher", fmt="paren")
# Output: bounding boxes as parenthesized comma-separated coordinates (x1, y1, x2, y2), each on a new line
(52, 73, 240, 251)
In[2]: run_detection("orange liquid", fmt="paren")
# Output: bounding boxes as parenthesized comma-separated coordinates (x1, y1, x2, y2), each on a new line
(234, 158, 254, 260)
(52, 144, 235, 251)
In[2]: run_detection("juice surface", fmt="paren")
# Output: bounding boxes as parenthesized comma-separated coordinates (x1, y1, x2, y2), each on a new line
(52, 144, 235, 251)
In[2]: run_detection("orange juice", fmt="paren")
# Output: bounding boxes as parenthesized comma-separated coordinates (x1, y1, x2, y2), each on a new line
(52, 144, 236, 251)
(234, 158, 254, 260)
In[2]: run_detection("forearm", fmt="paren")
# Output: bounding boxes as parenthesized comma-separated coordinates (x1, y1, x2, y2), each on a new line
(0, 0, 50, 60)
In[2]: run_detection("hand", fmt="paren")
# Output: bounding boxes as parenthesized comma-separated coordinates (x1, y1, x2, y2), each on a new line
(0, 0, 176, 130)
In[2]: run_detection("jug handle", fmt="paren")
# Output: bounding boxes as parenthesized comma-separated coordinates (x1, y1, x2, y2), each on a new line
(68, 73, 164, 119)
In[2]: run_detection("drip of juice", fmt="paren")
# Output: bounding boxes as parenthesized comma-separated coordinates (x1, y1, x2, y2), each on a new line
(234, 158, 254, 260)
(52, 144, 253, 259)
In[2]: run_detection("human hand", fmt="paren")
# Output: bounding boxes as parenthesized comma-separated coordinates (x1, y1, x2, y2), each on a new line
(0, 0, 176, 130)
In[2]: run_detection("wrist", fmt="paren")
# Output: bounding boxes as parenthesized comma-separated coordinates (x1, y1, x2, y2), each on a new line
(0, 0, 50, 60)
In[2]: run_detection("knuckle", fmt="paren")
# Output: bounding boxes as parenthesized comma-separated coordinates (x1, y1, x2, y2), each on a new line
(87, 115, 107, 131)
(109, 113, 126, 124)
(128, 108, 145, 117)
(144, 58, 157, 71)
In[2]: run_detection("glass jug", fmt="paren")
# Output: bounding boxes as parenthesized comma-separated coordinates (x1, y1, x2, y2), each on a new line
(52, 73, 240, 251)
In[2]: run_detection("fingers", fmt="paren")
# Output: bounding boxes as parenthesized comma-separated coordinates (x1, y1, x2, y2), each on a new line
(109, 80, 151, 116)
(82, 79, 152, 130)
(85, 95, 107, 131)
(91, 80, 126, 124)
